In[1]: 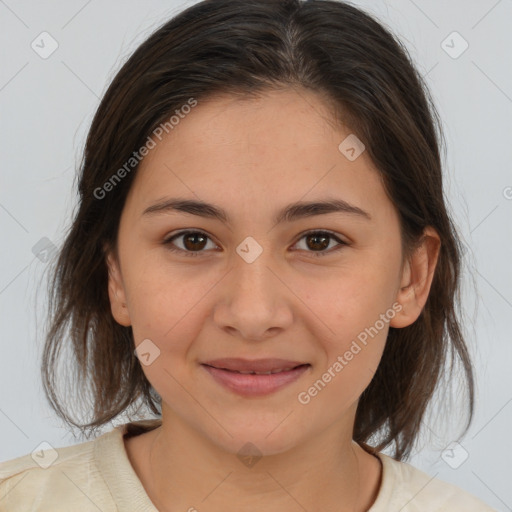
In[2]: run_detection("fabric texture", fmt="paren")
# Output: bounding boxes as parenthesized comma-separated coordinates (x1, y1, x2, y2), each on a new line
(0, 419, 495, 511)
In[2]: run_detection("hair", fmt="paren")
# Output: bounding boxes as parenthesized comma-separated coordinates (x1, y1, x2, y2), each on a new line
(41, 0, 474, 460)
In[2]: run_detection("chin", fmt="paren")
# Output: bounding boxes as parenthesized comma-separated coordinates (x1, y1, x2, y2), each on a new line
(205, 422, 304, 459)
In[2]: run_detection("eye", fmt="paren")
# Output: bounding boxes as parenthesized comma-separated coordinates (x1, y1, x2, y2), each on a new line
(293, 230, 348, 257)
(163, 229, 347, 258)
(163, 230, 218, 257)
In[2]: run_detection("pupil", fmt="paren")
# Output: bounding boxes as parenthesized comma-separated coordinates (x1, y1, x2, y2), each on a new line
(308, 234, 329, 251)
(184, 233, 207, 251)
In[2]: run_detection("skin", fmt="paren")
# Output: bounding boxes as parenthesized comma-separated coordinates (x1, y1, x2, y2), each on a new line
(106, 87, 440, 512)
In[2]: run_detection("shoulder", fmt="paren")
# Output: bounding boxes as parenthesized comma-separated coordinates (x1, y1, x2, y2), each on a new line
(0, 430, 117, 512)
(371, 452, 496, 511)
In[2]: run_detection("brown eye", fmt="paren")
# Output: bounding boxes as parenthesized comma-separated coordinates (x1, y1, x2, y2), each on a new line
(294, 230, 347, 257)
(181, 232, 208, 251)
(163, 230, 217, 257)
(305, 233, 330, 251)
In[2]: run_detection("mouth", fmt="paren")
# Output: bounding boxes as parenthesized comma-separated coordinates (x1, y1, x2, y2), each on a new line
(201, 357, 309, 373)
(200, 358, 311, 397)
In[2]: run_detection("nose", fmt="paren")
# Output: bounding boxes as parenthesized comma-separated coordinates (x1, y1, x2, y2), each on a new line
(212, 247, 293, 341)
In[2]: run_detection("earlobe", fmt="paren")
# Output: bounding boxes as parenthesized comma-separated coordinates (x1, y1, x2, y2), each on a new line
(390, 227, 441, 328)
(105, 249, 132, 327)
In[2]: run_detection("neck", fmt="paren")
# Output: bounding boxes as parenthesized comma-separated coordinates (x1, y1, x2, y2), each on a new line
(140, 409, 381, 512)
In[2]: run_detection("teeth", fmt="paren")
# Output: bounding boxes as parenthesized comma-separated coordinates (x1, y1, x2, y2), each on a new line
(229, 366, 296, 375)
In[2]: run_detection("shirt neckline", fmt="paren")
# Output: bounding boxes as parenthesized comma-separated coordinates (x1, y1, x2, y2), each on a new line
(94, 419, 162, 511)
(94, 419, 395, 512)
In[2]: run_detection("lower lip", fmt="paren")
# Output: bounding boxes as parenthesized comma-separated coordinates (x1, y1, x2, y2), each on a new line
(201, 364, 310, 397)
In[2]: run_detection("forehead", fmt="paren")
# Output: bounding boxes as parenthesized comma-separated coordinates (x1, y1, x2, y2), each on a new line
(167, 88, 342, 153)
(126, 88, 389, 219)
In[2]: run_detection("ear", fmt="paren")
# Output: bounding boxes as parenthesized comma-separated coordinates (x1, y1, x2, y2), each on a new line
(390, 226, 441, 328)
(105, 245, 132, 327)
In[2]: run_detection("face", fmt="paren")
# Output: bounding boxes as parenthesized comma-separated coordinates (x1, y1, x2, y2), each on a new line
(107, 88, 438, 456)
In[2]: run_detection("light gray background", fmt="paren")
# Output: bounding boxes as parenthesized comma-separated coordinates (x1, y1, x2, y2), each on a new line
(1, 0, 511, 509)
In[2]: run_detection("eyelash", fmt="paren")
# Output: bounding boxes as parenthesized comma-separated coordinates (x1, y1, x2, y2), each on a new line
(162, 230, 348, 258)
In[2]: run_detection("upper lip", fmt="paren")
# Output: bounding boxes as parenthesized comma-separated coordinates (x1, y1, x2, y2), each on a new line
(202, 358, 308, 373)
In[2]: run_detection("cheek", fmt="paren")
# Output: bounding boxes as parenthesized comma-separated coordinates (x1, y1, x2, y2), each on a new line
(123, 251, 212, 333)
(125, 270, 210, 399)
(294, 258, 398, 398)
(296, 274, 394, 412)
(302, 258, 399, 338)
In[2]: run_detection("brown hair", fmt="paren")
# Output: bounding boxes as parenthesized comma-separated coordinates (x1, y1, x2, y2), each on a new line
(41, 0, 474, 460)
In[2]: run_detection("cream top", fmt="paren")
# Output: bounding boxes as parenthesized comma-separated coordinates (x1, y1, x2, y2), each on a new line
(0, 419, 495, 511)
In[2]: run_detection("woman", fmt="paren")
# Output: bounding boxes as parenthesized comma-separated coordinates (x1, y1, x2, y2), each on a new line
(0, 1, 495, 510)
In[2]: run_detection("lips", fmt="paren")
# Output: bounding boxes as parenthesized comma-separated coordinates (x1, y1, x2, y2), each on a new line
(201, 359, 311, 398)
(201, 357, 308, 374)
(201, 360, 311, 397)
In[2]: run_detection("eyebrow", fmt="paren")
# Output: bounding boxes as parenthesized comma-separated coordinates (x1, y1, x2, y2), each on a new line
(142, 197, 372, 224)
